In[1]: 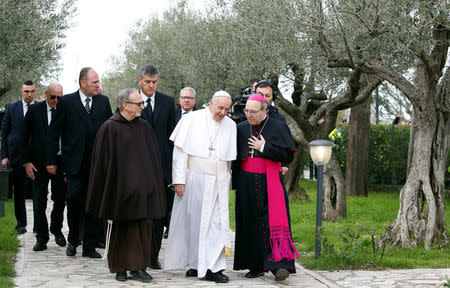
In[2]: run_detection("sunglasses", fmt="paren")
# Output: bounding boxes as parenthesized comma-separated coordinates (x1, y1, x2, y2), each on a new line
(49, 95, 61, 100)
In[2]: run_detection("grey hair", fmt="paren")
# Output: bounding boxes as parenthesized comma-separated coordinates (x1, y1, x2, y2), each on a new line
(180, 86, 196, 98)
(261, 101, 268, 109)
(140, 64, 159, 77)
(116, 88, 138, 110)
(79, 67, 92, 85)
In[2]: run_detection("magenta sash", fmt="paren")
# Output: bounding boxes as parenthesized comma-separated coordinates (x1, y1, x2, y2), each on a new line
(241, 157, 300, 262)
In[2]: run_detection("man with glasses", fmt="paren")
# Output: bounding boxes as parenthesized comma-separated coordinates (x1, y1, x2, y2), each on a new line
(86, 88, 165, 282)
(175, 87, 197, 124)
(163, 86, 198, 239)
(46, 67, 113, 258)
(21, 83, 67, 251)
(1, 79, 36, 234)
(232, 94, 299, 281)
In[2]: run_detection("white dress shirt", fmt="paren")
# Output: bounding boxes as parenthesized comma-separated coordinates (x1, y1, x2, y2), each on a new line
(79, 90, 92, 110)
(140, 90, 155, 109)
(22, 99, 35, 116)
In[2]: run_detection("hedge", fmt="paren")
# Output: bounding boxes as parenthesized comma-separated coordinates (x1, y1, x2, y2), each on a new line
(306, 124, 449, 187)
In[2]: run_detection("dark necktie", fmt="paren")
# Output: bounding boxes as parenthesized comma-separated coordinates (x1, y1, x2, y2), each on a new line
(182, 111, 188, 115)
(147, 98, 153, 112)
(50, 108, 55, 124)
(85, 98, 91, 113)
(146, 98, 154, 124)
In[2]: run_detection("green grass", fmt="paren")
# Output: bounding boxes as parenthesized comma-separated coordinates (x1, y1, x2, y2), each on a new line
(230, 180, 450, 271)
(0, 200, 19, 288)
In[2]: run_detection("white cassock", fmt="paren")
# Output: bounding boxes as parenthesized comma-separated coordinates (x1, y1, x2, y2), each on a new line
(164, 108, 236, 278)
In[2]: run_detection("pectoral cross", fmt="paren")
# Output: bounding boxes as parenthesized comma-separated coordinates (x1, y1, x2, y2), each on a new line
(250, 148, 255, 158)
(209, 144, 215, 156)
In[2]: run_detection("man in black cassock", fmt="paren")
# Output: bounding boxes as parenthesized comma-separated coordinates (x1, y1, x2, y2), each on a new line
(86, 88, 166, 283)
(232, 94, 300, 281)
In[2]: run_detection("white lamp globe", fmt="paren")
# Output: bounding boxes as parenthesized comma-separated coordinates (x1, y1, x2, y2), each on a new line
(308, 140, 333, 165)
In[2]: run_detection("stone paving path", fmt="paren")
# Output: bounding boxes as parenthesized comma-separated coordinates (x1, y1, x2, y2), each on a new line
(14, 199, 450, 287)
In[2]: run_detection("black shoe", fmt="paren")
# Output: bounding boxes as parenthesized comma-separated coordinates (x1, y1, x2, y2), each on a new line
(115, 271, 128, 282)
(273, 268, 289, 281)
(130, 269, 152, 282)
(54, 233, 67, 247)
(15, 226, 27, 234)
(245, 270, 264, 278)
(149, 261, 161, 269)
(204, 270, 229, 283)
(185, 269, 198, 277)
(32, 242, 47, 251)
(96, 241, 106, 249)
(82, 248, 101, 258)
(66, 244, 76, 256)
(163, 228, 169, 239)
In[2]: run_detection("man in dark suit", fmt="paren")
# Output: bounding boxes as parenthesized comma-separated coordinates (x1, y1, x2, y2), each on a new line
(164, 86, 197, 239)
(175, 86, 197, 124)
(138, 64, 175, 269)
(1, 80, 37, 234)
(21, 83, 67, 251)
(46, 67, 113, 258)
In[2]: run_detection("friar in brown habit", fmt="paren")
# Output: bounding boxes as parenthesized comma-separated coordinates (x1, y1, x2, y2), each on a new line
(86, 88, 166, 283)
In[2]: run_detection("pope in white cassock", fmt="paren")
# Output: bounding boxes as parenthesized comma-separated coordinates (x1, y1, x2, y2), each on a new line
(164, 90, 236, 283)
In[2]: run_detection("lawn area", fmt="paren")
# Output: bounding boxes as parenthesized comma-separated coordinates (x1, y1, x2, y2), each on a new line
(230, 180, 450, 271)
(0, 200, 19, 287)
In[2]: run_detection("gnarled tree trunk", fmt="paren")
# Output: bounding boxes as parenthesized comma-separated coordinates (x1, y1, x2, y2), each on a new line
(381, 68, 449, 250)
(323, 155, 347, 221)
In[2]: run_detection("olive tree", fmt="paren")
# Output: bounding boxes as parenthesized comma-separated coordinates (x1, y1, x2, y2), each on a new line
(305, 0, 449, 249)
(0, 0, 75, 100)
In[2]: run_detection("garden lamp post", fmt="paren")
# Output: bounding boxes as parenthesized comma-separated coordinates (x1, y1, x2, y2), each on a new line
(308, 140, 333, 258)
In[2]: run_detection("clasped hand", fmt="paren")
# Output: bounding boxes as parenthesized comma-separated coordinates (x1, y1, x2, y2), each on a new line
(248, 135, 265, 151)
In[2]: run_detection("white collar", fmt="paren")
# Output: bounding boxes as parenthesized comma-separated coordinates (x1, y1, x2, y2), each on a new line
(140, 90, 155, 106)
(79, 89, 91, 103)
(22, 99, 34, 106)
(46, 101, 52, 111)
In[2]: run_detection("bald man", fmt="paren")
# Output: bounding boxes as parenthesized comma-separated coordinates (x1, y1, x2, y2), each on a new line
(21, 83, 67, 251)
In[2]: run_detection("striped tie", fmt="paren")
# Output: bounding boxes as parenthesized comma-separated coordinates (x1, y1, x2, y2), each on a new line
(85, 98, 91, 113)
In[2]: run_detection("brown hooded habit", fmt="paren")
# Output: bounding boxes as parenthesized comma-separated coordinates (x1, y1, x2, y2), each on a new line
(86, 112, 166, 221)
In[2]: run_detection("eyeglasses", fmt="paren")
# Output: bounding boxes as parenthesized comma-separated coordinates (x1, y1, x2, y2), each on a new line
(243, 108, 263, 115)
(180, 96, 195, 100)
(49, 96, 61, 100)
(125, 101, 145, 106)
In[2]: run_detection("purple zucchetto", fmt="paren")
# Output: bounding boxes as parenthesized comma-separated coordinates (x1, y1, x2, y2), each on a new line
(248, 93, 267, 102)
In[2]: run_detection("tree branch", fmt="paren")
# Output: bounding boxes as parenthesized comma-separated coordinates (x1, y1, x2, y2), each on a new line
(430, 13, 449, 74)
(328, 57, 420, 104)
(354, 76, 382, 105)
(277, 93, 313, 139)
(0, 82, 12, 98)
(329, 0, 355, 68)
(315, 0, 335, 59)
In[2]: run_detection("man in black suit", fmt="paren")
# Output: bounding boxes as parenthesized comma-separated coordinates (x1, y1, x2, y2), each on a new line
(46, 67, 113, 258)
(175, 86, 197, 124)
(164, 86, 197, 239)
(1, 80, 37, 234)
(21, 83, 67, 251)
(138, 64, 175, 269)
